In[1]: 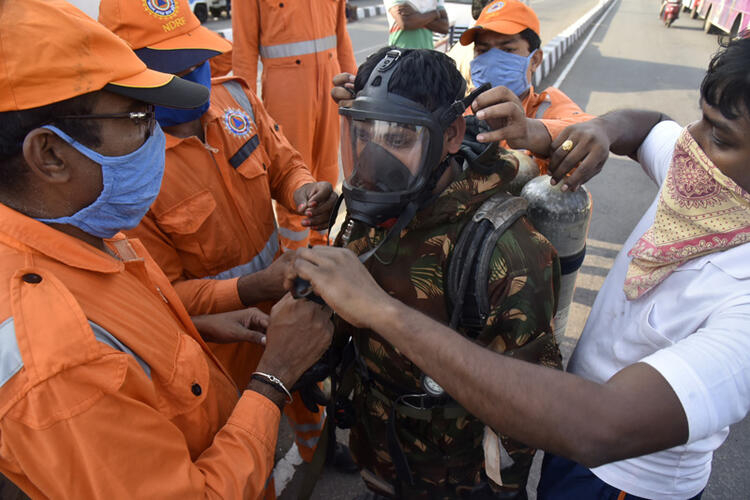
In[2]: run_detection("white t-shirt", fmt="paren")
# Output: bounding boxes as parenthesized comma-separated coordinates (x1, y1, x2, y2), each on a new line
(568, 121, 750, 499)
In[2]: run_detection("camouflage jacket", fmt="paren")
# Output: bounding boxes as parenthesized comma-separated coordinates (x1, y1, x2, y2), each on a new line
(335, 165, 562, 498)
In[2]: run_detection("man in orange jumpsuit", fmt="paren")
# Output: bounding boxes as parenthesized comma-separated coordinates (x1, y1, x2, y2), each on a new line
(232, 0, 357, 250)
(99, 0, 337, 468)
(0, 0, 332, 497)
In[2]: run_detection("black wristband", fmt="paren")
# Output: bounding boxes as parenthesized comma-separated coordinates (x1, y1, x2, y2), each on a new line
(251, 373, 293, 404)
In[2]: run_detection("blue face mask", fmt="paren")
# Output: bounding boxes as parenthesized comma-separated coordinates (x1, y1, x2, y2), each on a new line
(154, 61, 212, 127)
(470, 48, 536, 97)
(36, 124, 167, 239)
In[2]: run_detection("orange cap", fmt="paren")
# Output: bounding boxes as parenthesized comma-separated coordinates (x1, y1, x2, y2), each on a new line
(100, 0, 232, 74)
(0, 0, 208, 112)
(460, 0, 541, 45)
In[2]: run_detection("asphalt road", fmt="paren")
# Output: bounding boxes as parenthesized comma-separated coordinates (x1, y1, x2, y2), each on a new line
(207, 2, 749, 498)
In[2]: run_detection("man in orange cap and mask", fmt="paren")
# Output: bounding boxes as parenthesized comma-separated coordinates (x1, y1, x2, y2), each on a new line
(0, 0, 333, 497)
(98, 0, 347, 477)
(455, 0, 594, 171)
(232, 0, 356, 251)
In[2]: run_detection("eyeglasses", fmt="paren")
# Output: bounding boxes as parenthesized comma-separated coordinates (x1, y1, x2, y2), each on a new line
(55, 109, 156, 137)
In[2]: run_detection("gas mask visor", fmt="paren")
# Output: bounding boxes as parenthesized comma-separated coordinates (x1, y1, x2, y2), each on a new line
(338, 49, 479, 227)
(341, 116, 431, 196)
(339, 102, 443, 226)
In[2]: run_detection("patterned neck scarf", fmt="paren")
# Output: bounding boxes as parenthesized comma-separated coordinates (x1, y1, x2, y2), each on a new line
(624, 127, 750, 300)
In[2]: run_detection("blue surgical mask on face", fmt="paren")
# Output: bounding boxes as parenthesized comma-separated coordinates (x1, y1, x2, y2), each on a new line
(470, 48, 536, 97)
(154, 61, 212, 127)
(36, 124, 167, 239)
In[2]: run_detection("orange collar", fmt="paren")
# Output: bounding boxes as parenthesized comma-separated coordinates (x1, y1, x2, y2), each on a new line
(0, 203, 124, 274)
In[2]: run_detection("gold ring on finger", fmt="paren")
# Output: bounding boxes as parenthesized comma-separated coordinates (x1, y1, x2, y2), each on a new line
(561, 139, 574, 152)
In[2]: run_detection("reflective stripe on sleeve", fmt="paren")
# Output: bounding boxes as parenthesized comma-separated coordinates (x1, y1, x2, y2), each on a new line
(222, 80, 261, 169)
(222, 80, 256, 123)
(0, 318, 23, 388)
(534, 99, 552, 119)
(207, 229, 279, 280)
(279, 226, 310, 242)
(259, 35, 337, 59)
(0, 317, 151, 387)
(89, 322, 151, 379)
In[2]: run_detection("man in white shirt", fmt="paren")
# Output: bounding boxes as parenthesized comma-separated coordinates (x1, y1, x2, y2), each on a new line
(293, 37, 750, 499)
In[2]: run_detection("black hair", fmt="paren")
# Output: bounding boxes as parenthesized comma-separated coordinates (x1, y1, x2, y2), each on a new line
(0, 92, 101, 192)
(472, 0, 493, 20)
(519, 28, 541, 52)
(701, 36, 750, 120)
(353, 47, 465, 112)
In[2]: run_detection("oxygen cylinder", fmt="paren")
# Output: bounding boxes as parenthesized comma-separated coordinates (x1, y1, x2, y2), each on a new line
(506, 150, 541, 195)
(521, 175, 592, 339)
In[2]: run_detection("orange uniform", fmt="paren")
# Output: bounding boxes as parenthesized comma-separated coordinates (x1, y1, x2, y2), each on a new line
(232, 0, 356, 250)
(520, 86, 595, 172)
(126, 76, 325, 464)
(0, 204, 279, 499)
(127, 77, 313, 318)
(523, 85, 594, 140)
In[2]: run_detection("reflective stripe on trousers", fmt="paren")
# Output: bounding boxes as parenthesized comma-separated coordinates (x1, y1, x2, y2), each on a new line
(207, 229, 279, 280)
(259, 35, 337, 59)
(296, 433, 320, 449)
(289, 408, 326, 434)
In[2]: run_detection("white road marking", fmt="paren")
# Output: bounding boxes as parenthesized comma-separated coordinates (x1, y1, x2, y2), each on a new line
(274, 442, 304, 496)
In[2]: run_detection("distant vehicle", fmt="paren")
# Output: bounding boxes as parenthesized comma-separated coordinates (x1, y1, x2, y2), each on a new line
(207, 0, 230, 19)
(683, 0, 749, 36)
(660, 1, 681, 27)
(188, 0, 209, 23)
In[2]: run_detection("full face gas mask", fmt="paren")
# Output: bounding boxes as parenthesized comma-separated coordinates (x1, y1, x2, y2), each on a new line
(339, 50, 489, 231)
(293, 51, 488, 302)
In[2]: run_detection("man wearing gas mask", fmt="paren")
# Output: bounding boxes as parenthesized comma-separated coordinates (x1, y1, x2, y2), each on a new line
(449, 0, 594, 170)
(330, 47, 562, 498)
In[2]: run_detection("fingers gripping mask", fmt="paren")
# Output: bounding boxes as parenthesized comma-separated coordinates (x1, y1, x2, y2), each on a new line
(470, 48, 535, 97)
